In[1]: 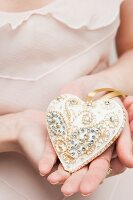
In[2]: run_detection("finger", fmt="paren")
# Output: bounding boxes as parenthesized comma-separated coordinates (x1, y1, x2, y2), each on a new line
(47, 164, 70, 185)
(123, 96, 133, 109)
(116, 118, 133, 168)
(128, 105, 133, 122)
(130, 121, 133, 133)
(39, 135, 57, 176)
(18, 124, 46, 169)
(61, 166, 88, 197)
(80, 146, 113, 196)
(108, 157, 126, 177)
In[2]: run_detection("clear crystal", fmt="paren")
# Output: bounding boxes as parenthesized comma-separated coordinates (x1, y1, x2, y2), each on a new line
(69, 149, 79, 159)
(105, 100, 110, 105)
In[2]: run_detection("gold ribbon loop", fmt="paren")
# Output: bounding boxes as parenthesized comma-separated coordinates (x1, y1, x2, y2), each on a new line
(86, 88, 126, 102)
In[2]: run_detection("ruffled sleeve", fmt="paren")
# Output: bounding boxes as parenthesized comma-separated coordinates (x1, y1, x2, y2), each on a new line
(0, 0, 123, 30)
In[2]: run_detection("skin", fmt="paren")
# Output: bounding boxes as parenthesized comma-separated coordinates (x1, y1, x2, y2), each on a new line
(0, 0, 133, 197)
(0, 0, 55, 12)
(124, 96, 133, 134)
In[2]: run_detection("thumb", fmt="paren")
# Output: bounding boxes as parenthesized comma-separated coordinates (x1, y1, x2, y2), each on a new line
(116, 118, 133, 168)
(19, 124, 46, 169)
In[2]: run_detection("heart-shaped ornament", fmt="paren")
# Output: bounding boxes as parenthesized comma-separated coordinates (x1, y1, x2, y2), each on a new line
(46, 94, 125, 173)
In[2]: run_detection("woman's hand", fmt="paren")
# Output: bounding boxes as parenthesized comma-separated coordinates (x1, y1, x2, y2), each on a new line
(0, 110, 57, 171)
(124, 96, 133, 133)
(41, 74, 133, 197)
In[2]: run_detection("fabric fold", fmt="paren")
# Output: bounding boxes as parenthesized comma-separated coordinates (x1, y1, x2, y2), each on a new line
(0, 0, 123, 30)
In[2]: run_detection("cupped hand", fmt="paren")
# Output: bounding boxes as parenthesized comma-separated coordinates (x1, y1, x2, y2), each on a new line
(0, 109, 57, 171)
(44, 74, 133, 196)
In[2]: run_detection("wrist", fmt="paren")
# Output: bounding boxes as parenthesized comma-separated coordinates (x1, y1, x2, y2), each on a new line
(0, 114, 21, 153)
(79, 74, 116, 98)
(93, 69, 120, 88)
(60, 73, 116, 102)
(96, 51, 133, 95)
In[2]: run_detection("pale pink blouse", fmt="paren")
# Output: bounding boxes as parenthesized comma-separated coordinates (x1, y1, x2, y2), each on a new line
(0, 1, 131, 200)
(0, 0, 124, 112)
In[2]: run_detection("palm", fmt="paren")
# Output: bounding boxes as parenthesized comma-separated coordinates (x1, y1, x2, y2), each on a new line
(42, 75, 132, 197)
(15, 110, 57, 171)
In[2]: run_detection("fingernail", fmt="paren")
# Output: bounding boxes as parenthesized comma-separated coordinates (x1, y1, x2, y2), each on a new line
(50, 181, 59, 185)
(39, 170, 48, 176)
(64, 193, 73, 197)
(81, 193, 90, 197)
(40, 172, 44, 177)
(82, 191, 93, 197)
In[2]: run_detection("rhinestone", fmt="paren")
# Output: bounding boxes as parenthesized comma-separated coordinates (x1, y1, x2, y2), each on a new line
(77, 128, 90, 141)
(88, 143, 92, 147)
(105, 100, 110, 105)
(78, 150, 81, 154)
(71, 140, 79, 146)
(82, 147, 86, 151)
(71, 146, 76, 151)
(96, 128, 99, 131)
(70, 149, 79, 159)
(77, 145, 87, 154)
(110, 116, 114, 122)
(56, 124, 60, 128)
